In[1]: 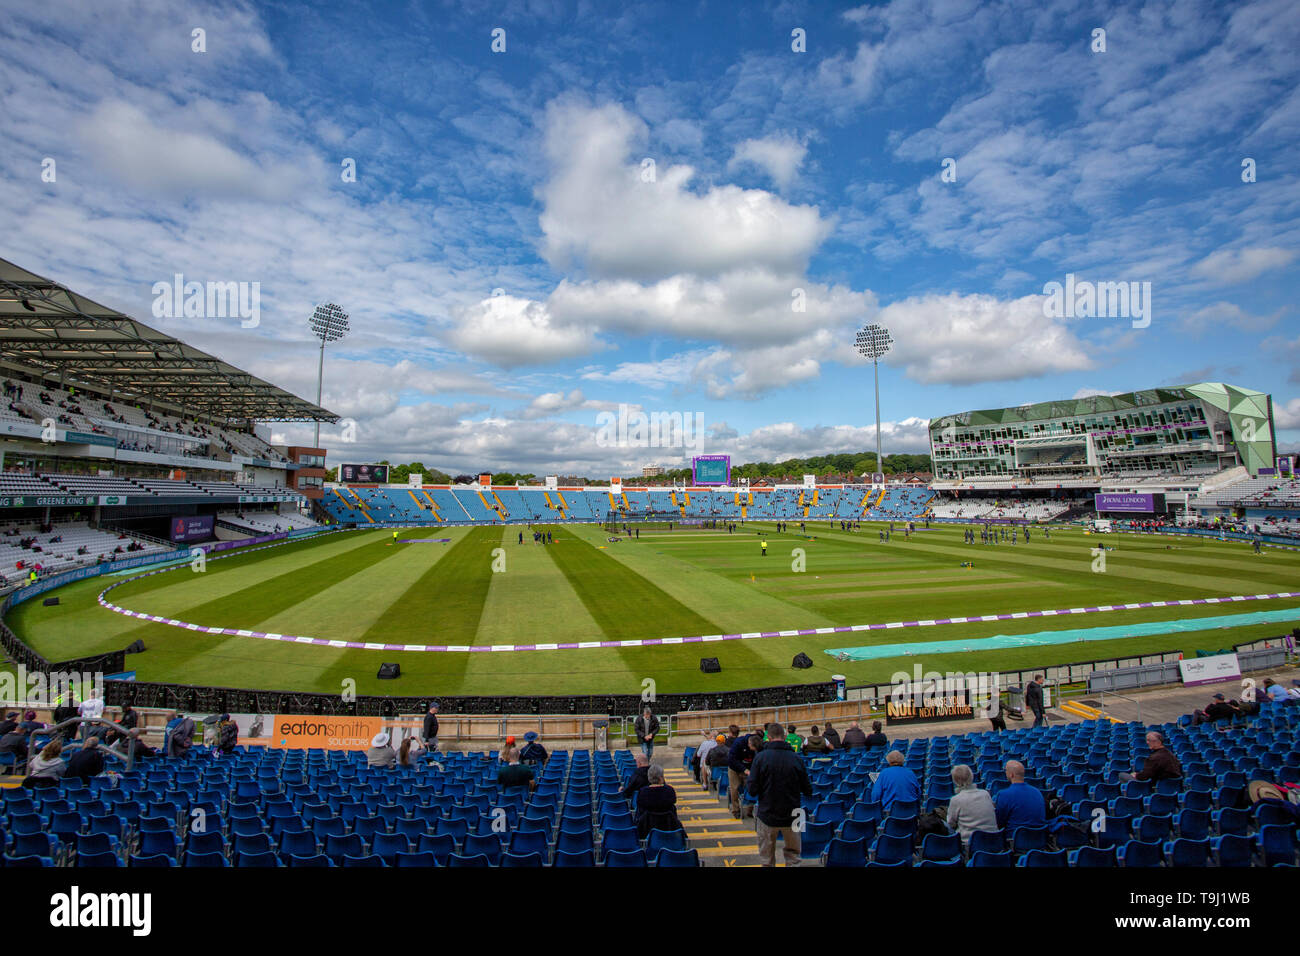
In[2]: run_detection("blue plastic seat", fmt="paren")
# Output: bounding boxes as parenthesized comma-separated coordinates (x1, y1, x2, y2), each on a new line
(653, 847, 700, 867)
(920, 832, 962, 863)
(394, 851, 437, 867)
(553, 848, 596, 867)
(76, 849, 122, 867)
(645, 828, 687, 859)
(286, 853, 333, 867)
(603, 848, 649, 867)
(969, 850, 1013, 867)
(1117, 839, 1164, 867)
(823, 836, 868, 867)
(1068, 846, 1117, 867)
(130, 853, 176, 867)
(1163, 838, 1213, 867)
(1018, 848, 1067, 867)
(184, 850, 230, 867)
(1258, 824, 1298, 867)
(872, 833, 913, 865)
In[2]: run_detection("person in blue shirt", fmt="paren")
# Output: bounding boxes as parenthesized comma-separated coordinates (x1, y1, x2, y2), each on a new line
(1262, 678, 1288, 702)
(995, 759, 1046, 832)
(870, 750, 920, 813)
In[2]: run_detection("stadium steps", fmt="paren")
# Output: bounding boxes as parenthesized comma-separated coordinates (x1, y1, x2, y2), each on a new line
(349, 490, 374, 522)
(419, 490, 442, 520)
(477, 489, 504, 520)
(663, 766, 772, 867)
(331, 488, 354, 511)
(621, 492, 630, 510)
(492, 490, 509, 517)
(556, 491, 568, 517)
(1060, 699, 1121, 723)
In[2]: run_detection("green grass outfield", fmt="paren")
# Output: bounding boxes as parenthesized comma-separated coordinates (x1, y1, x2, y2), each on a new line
(7, 522, 1299, 698)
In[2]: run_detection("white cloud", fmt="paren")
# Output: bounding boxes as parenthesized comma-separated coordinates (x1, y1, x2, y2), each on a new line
(1191, 247, 1296, 284)
(877, 292, 1094, 385)
(727, 134, 808, 187)
(444, 293, 605, 367)
(1273, 397, 1300, 430)
(537, 101, 831, 281)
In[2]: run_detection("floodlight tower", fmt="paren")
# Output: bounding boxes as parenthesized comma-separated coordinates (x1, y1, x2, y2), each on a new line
(309, 303, 349, 447)
(854, 324, 892, 477)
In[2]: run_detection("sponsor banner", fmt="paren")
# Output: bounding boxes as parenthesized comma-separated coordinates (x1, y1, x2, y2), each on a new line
(64, 431, 118, 447)
(270, 714, 387, 750)
(170, 514, 215, 542)
(885, 689, 975, 725)
(692, 455, 730, 486)
(0, 495, 96, 509)
(1179, 652, 1242, 687)
(1094, 492, 1163, 513)
(803, 474, 816, 489)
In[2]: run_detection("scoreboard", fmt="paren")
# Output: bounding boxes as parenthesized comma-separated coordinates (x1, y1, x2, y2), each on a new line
(692, 455, 730, 486)
(339, 464, 389, 484)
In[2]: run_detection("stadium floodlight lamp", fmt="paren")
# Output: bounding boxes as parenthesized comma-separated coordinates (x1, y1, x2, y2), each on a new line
(309, 303, 350, 446)
(854, 324, 892, 480)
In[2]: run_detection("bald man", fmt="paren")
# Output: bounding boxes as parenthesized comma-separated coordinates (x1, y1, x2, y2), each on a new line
(994, 759, 1046, 832)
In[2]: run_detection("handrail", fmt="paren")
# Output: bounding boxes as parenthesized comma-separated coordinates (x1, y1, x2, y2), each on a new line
(22, 716, 141, 774)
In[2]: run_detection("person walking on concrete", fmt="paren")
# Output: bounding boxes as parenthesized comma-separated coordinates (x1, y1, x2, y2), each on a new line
(1025, 674, 1047, 728)
(747, 721, 812, 866)
(634, 707, 659, 758)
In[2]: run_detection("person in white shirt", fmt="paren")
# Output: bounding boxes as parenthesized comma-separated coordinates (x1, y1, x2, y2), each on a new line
(78, 696, 105, 740)
(695, 730, 717, 786)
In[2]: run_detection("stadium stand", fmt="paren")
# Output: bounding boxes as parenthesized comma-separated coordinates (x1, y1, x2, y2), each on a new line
(4, 698, 1294, 868)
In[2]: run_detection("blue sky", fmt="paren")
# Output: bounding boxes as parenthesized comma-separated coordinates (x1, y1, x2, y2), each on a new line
(2, 0, 1297, 475)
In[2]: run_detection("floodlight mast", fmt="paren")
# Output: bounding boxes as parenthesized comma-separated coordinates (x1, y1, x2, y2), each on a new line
(309, 303, 349, 447)
(854, 324, 892, 480)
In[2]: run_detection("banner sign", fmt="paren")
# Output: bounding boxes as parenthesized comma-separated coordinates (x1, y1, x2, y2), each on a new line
(1278, 456, 1294, 478)
(885, 689, 975, 725)
(803, 474, 816, 489)
(692, 455, 730, 486)
(269, 714, 387, 750)
(0, 495, 97, 509)
(1094, 492, 1164, 513)
(1178, 652, 1242, 687)
(170, 514, 215, 542)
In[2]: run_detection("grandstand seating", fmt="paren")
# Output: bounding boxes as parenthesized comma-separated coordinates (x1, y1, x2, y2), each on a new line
(5, 699, 1293, 868)
(0, 520, 170, 584)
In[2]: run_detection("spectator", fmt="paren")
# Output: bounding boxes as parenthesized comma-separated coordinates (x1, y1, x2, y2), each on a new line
(994, 759, 1046, 831)
(821, 721, 841, 749)
(366, 731, 396, 769)
(1122, 731, 1182, 782)
(871, 750, 921, 813)
(634, 764, 681, 838)
(215, 713, 238, 754)
(24, 738, 66, 783)
(746, 721, 813, 867)
(78, 694, 106, 740)
(52, 699, 79, 740)
(726, 731, 762, 819)
(634, 707, 659, 758)
(704, 732, 731, 790)
(422, 701, 440, 752)
(694, 729, 718, 783)
(1025, 675, 1047, 728)
(946, 764, 998, 846)
(497, 746, 536, 792)
(519, 731, 548, 765)
(0, 711, 17, 737)
(863, 720, 888, 748)
(1262, 678, 1289, 703)
(115, 728, 155, 763)
(0, 723, 29, 761)
(166, 713, 195, 756)
(107, 703, 137, 745)
(839, 721, 869, 750)
(65, 737, 106, 781)
(398, 736, 427, 768)
(784, 724, 803, 752)
(802, 725, 831, 755)
(1193, 693, 1240, 725)
(622, 752, 651, 802)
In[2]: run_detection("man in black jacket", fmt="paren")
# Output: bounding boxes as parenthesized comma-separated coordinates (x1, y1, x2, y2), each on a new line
(634, 707, 660, 758)
(66, 737, 106, 781)
(839, 721, 869, 750)
(1025, 675, 1047, 727)
(422, 702, 440, 753)
(747, 722, 813, 866)
(726, 731, 762, 818)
